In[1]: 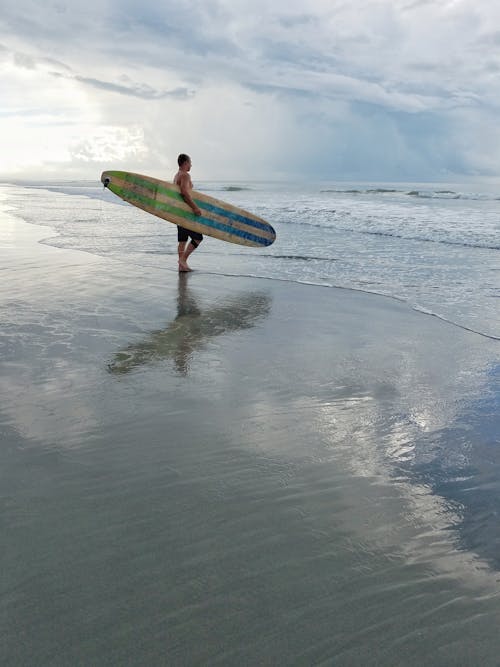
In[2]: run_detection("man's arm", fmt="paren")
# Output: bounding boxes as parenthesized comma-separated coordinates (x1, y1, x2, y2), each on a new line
(178, 173, 201, 216)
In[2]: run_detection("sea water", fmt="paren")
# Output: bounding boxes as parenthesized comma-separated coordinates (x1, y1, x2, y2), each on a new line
(2, 179, 500, 664)
(3, 178, 500, 339)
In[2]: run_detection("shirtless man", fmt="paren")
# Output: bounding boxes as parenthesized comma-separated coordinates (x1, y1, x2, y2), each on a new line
(173, 154, 202, 272)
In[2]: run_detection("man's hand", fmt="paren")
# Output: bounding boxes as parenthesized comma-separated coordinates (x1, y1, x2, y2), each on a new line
(193, 206, 202, 216)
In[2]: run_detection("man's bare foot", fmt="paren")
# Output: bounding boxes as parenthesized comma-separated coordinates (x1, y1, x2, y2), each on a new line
(178, 260, 192, 272)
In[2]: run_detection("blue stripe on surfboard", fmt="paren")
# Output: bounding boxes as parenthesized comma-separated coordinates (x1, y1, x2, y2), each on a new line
(197, 200, 273, 234)
(188, 212, 272, 246)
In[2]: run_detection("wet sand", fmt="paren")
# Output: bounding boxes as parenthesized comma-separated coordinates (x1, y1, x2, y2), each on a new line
(2, 210, 500, 665)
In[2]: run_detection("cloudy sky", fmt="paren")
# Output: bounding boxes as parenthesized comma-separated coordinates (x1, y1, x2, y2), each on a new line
(1, 0, 499, 181)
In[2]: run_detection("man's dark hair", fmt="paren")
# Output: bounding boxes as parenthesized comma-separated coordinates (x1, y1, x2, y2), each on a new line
(178, 153, 190, 167)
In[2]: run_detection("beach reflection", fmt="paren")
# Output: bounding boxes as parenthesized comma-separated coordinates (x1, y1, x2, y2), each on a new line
(109, 274, 271, 375)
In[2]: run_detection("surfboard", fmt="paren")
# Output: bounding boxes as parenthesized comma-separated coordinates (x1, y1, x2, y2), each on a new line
(101, 170, 276, 247)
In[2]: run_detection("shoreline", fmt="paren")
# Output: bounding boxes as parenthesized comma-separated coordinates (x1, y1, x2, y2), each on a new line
(2, 187, 498, 344)
(2, 179, 500, 341)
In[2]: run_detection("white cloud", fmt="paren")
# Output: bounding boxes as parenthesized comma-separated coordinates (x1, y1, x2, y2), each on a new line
(1, 0, 499, 180)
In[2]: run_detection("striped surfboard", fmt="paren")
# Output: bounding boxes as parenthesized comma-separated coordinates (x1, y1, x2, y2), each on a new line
(101, 170, 276, 247)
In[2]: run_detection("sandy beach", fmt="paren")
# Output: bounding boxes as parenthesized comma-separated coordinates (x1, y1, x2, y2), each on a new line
(2, 207, 500, 665)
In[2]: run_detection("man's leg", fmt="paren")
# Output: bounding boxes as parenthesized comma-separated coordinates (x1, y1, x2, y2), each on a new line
(177, 226, 191, 272)
(178, 241, 191, 272)
(182, 239, 201, 265)
(180, 235, 202, 271)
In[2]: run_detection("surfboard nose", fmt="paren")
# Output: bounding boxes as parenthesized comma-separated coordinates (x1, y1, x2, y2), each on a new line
(101, 171, 111, 188)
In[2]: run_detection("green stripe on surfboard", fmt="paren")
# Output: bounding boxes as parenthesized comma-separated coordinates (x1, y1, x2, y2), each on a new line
(109, 182, 193, 223)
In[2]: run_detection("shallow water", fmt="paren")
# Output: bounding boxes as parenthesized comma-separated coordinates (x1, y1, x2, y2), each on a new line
(1, 189, 500, 665)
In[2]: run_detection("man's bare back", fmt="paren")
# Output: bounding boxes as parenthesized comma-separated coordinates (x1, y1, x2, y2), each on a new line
(173, 169, 192, 192)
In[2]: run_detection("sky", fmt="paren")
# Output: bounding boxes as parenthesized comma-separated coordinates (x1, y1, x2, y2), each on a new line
(1, 0, 499, 182)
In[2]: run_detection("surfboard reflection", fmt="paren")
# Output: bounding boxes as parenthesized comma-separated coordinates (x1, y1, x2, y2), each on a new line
(108, 274, 271, 376)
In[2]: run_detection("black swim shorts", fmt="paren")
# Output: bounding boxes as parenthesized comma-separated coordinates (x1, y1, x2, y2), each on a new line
(177, 226, 203, 244)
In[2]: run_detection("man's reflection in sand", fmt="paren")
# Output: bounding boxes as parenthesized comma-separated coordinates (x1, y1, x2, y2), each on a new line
(109, 274, 271, 376)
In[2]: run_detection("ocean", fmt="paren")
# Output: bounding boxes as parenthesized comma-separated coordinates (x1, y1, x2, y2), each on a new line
(4, 178, 499, 340)
(1, 178, 500, 665)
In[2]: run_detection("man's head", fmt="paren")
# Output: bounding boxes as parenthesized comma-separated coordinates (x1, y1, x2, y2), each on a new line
(177, 154, 192, 170)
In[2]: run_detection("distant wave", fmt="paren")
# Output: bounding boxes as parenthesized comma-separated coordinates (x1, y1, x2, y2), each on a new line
(321, 188, 405, 195)
(285, 218, 500, 251)
(407, 190, 460, 199)
(199, 185, 253, 193)
(321, 189, 363, 194)
(321, 187, 499, 201)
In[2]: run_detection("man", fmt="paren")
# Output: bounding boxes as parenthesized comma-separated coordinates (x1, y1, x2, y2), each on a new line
(174, 154, 202, 272)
